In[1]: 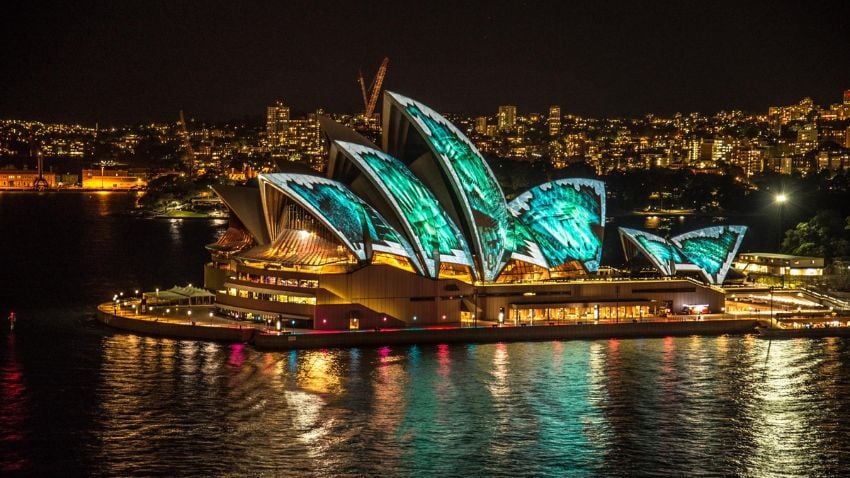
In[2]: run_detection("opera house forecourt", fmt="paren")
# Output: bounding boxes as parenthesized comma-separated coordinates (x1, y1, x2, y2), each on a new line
(202, 91, 749, 332)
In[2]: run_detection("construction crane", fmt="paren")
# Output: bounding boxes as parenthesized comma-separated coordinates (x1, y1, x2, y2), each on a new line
(178, 110, 195, 176)
(357, 57, 389, 118)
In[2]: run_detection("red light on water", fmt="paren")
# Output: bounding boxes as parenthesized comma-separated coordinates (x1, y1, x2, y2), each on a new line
(229, 343, 245, 367)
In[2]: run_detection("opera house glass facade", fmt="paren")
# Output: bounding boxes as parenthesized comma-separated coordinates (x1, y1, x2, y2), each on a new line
(204, 92, 744, 330)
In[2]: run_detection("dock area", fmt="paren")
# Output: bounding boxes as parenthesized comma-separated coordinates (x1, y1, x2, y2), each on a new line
(96, 302, 762, 350)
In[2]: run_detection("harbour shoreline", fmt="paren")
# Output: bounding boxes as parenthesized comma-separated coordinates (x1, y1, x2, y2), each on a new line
(96, 302, 763, 350)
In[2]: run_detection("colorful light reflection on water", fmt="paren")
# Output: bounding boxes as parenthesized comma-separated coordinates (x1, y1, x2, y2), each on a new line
(2, 192, 850, 476)
(7, 332, 848, 476)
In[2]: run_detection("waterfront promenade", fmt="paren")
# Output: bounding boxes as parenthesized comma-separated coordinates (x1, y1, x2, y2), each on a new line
(96, 302, 762, 350)
(96, 303, 260, 342)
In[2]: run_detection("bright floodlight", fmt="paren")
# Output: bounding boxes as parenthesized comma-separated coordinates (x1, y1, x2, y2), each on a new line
(776, 193, 787, 204)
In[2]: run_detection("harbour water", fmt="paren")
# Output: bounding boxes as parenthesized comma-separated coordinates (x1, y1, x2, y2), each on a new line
(2, 192, 849, 476)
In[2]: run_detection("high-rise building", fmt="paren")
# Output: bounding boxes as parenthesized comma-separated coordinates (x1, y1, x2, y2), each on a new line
(797, 123, 818, 153)
(548, 106, 561, 137)
(497, 105, 516, 131)
(844, 89, 850, 105)
(687, 139, 715, 166)
(711, 138, 734, 164)
(474, 116, 488, 135)
(732, 147, 765, 177)
(266, 100, 290, 147)
(565, 133, 586, 158)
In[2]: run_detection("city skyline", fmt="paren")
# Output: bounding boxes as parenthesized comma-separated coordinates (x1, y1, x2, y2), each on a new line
(2, 87, 849, 128)
(3, 1, 850, 123)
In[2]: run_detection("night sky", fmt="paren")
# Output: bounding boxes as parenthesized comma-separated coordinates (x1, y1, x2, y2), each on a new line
(2, 0, 849, 124)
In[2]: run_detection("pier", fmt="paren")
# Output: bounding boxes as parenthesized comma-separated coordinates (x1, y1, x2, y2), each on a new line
(96, 302, 761, 350)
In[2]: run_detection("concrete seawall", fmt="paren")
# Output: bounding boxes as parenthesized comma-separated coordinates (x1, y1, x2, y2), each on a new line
(253, 319, 761, 350)
(96, 303, 761, 349)
(96, 308, 256, 343)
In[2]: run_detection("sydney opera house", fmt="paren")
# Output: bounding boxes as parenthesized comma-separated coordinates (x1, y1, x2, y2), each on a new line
(204, 92, 747, 330)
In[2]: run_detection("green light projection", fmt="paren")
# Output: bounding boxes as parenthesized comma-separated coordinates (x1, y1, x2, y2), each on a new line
(505, 215, 549, 269)
(261, 174, 422, 272)
(508, 179, 606, 272)
(333, 141, 473, 277)
(391, 92, 509, 282)
(620, 225, 747, 284)
(671, 225, 747, 284)
(619, 227, 682, 276)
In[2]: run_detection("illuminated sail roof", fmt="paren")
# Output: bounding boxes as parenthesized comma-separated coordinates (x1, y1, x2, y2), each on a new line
(211, 184, 270, 244)
(258, 173, 422, 273)
(332, 141, 472, 277)
(321, 116, 379, 185)
(209, 94, 629, 281)
(619, 225, 747, 284)
(505, 215, 549, 269)
(671, 225, 747, 284)
(508, 179, 606, 272)
(385, 91, 510, 282)
(618, 227, 684, 276)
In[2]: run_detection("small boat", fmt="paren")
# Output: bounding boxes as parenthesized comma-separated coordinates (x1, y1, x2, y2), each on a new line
(756, 325, 850, 339)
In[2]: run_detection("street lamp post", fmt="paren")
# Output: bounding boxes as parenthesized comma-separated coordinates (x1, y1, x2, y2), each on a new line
(775, 193, 787, 252)
(775, 193, 788, 289)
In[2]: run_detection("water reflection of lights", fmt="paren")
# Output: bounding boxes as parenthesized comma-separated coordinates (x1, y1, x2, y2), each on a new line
(750, 339, 846, 476)
(287, 350, 298, 374)
(92, 190, 113, 216)
(437, 343, 450, 377)
(489, 343, 510, 400)
(644, 216, 661, 229)
(202, 342, 219, 380)
(688, 334, 703, 352)
(228, 343, 245, 368)
(750, 339, 816, 476)
(164, 219, 184, 247)
(179, 340, 198, 375)
(715, 334, 728, 355)
(661, 335, 676, 379)
(487, 342, 512, 453)
(296, 350, 342, 395)
(259, 352, 277, 378)
(587, 341, 605, 387)
(371, 344, 407, 463)
(284, 389, 329, 446)
(1, 333, 29, 473)
(551, 340, 563, 368)
(349, 348, 360, 372)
